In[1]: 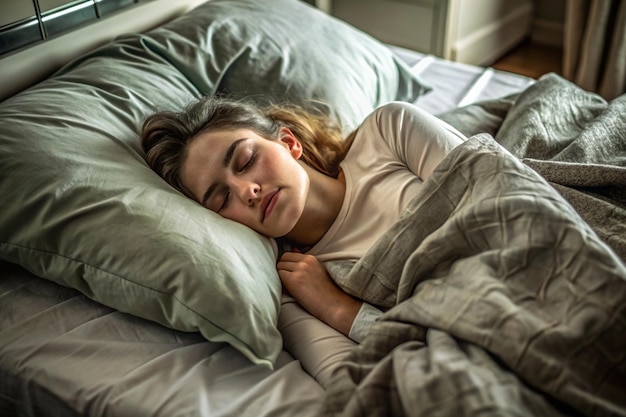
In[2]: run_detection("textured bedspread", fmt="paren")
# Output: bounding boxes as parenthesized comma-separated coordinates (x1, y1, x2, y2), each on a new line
(321, 74, 626, 416)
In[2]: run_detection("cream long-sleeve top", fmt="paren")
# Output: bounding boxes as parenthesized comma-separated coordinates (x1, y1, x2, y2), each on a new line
(307, 101, 467, 342)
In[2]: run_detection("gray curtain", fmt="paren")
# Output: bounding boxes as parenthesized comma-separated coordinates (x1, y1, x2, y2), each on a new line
(563, 0, 626, 100)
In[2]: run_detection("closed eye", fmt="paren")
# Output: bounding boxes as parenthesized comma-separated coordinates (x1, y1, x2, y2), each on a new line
(218, 191, 230, 212)
(239, 152, 257, 172)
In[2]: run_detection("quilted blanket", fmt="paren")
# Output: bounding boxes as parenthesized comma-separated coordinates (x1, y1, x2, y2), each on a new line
(321, 74, 626, 417)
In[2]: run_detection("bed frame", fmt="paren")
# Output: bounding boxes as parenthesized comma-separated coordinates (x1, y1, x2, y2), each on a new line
(0, 0, 206, 102)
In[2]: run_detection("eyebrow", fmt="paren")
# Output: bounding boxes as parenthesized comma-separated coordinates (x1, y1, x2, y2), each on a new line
(201, 138, 246, 206)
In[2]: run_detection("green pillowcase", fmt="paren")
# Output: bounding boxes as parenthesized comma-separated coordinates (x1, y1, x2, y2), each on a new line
(0, 0, 430, 366)
(140, 0, 430, 130)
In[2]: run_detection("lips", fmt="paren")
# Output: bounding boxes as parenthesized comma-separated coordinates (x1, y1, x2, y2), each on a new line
(260, 189, 280, 222)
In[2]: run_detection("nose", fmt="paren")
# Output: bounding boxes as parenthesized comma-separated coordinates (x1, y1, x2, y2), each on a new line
(231, 177, 260, 205)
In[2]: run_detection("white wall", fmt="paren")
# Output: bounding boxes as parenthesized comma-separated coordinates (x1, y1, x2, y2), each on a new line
(449, 0, 534, 65)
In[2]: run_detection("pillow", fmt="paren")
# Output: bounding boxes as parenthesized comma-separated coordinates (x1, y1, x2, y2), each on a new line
(0, 53, 284, 366)
(138, 0, 431, 130)
(0, 0, 429, 367)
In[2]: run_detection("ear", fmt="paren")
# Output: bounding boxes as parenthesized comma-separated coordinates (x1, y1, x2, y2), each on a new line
(278, 127, 303, 160)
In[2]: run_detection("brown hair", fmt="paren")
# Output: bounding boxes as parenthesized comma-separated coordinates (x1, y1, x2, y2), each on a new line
(140, 96, 355, 198)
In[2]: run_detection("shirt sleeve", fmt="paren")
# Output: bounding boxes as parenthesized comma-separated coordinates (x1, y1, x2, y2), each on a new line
(348, 301, 383, 343)
(372, 101, 467, 181)
(278, 294, 356, 388)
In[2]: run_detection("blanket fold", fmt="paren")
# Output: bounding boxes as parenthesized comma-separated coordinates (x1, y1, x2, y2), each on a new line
(322, 74, 626, 416)
(439, 74, 626, 262)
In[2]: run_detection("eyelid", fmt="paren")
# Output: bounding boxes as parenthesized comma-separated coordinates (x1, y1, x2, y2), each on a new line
(205, 186, 227, 212)
(239, 151, 257, 172)
(204, 140, 257, 209)
(218, 191, 230, 212)
(203, 138, 247, 206)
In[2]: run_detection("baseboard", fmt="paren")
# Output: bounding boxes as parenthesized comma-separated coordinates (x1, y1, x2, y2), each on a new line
(451, 2, 534, 66)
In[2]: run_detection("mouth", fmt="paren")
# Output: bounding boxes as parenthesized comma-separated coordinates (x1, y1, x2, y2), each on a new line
(260, 189, 280, 223)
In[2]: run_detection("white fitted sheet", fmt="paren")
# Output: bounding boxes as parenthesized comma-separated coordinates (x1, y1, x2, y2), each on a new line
(0, 262, 324, 417)
(391, 46, 535, 115)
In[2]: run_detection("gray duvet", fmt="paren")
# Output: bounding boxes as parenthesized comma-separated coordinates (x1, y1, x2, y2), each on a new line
(321, 74, 626, 416)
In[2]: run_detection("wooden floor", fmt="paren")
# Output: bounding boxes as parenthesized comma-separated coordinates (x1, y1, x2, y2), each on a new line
(492, 39, 563, 79)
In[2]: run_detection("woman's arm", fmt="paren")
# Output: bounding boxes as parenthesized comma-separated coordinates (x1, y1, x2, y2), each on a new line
(375, 101, 466, 181)
(277, 251, 362, 336)
(278, 294, 356, 387)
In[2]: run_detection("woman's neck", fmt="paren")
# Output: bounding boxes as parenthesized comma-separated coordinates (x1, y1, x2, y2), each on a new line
(284, 163, 345, 247)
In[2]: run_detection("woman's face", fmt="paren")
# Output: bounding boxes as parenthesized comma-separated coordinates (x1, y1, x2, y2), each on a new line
(181, 127, 310, 238)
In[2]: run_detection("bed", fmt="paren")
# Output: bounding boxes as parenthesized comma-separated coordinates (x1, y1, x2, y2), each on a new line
(1, 1, 625, 416)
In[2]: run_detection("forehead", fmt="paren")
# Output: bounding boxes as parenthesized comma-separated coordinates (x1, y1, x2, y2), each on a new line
(181, 129, 242, 197)
(186, 129, 240, 166)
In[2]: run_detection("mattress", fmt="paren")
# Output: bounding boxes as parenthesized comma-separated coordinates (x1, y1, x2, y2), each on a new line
(0, 46, 534, 417)
(0, 261, 325, 417)
(390, 46, 534, 114)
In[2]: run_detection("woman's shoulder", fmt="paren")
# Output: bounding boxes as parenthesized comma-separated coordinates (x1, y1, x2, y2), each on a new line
(373, 101, 418, 117)
(357, 101, 422, 136)
(377, 100, 416, 112)
(344, 103, 413, 160)
(360, 101, 423, 130)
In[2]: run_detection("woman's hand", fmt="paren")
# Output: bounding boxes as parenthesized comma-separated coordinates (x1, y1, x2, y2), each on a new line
(277, 252, 362, 336)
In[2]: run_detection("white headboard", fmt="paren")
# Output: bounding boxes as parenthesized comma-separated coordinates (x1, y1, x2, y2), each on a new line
(0, 0, 207, 102)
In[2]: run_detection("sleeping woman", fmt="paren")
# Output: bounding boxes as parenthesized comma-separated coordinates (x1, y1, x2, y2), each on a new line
(140, 96, 466, 358)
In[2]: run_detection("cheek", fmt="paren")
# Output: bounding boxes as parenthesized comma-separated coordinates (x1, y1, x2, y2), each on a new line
(287, 164, 310, 211)
(222, 207, 257, 231)
(281, 155, 307, 180)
